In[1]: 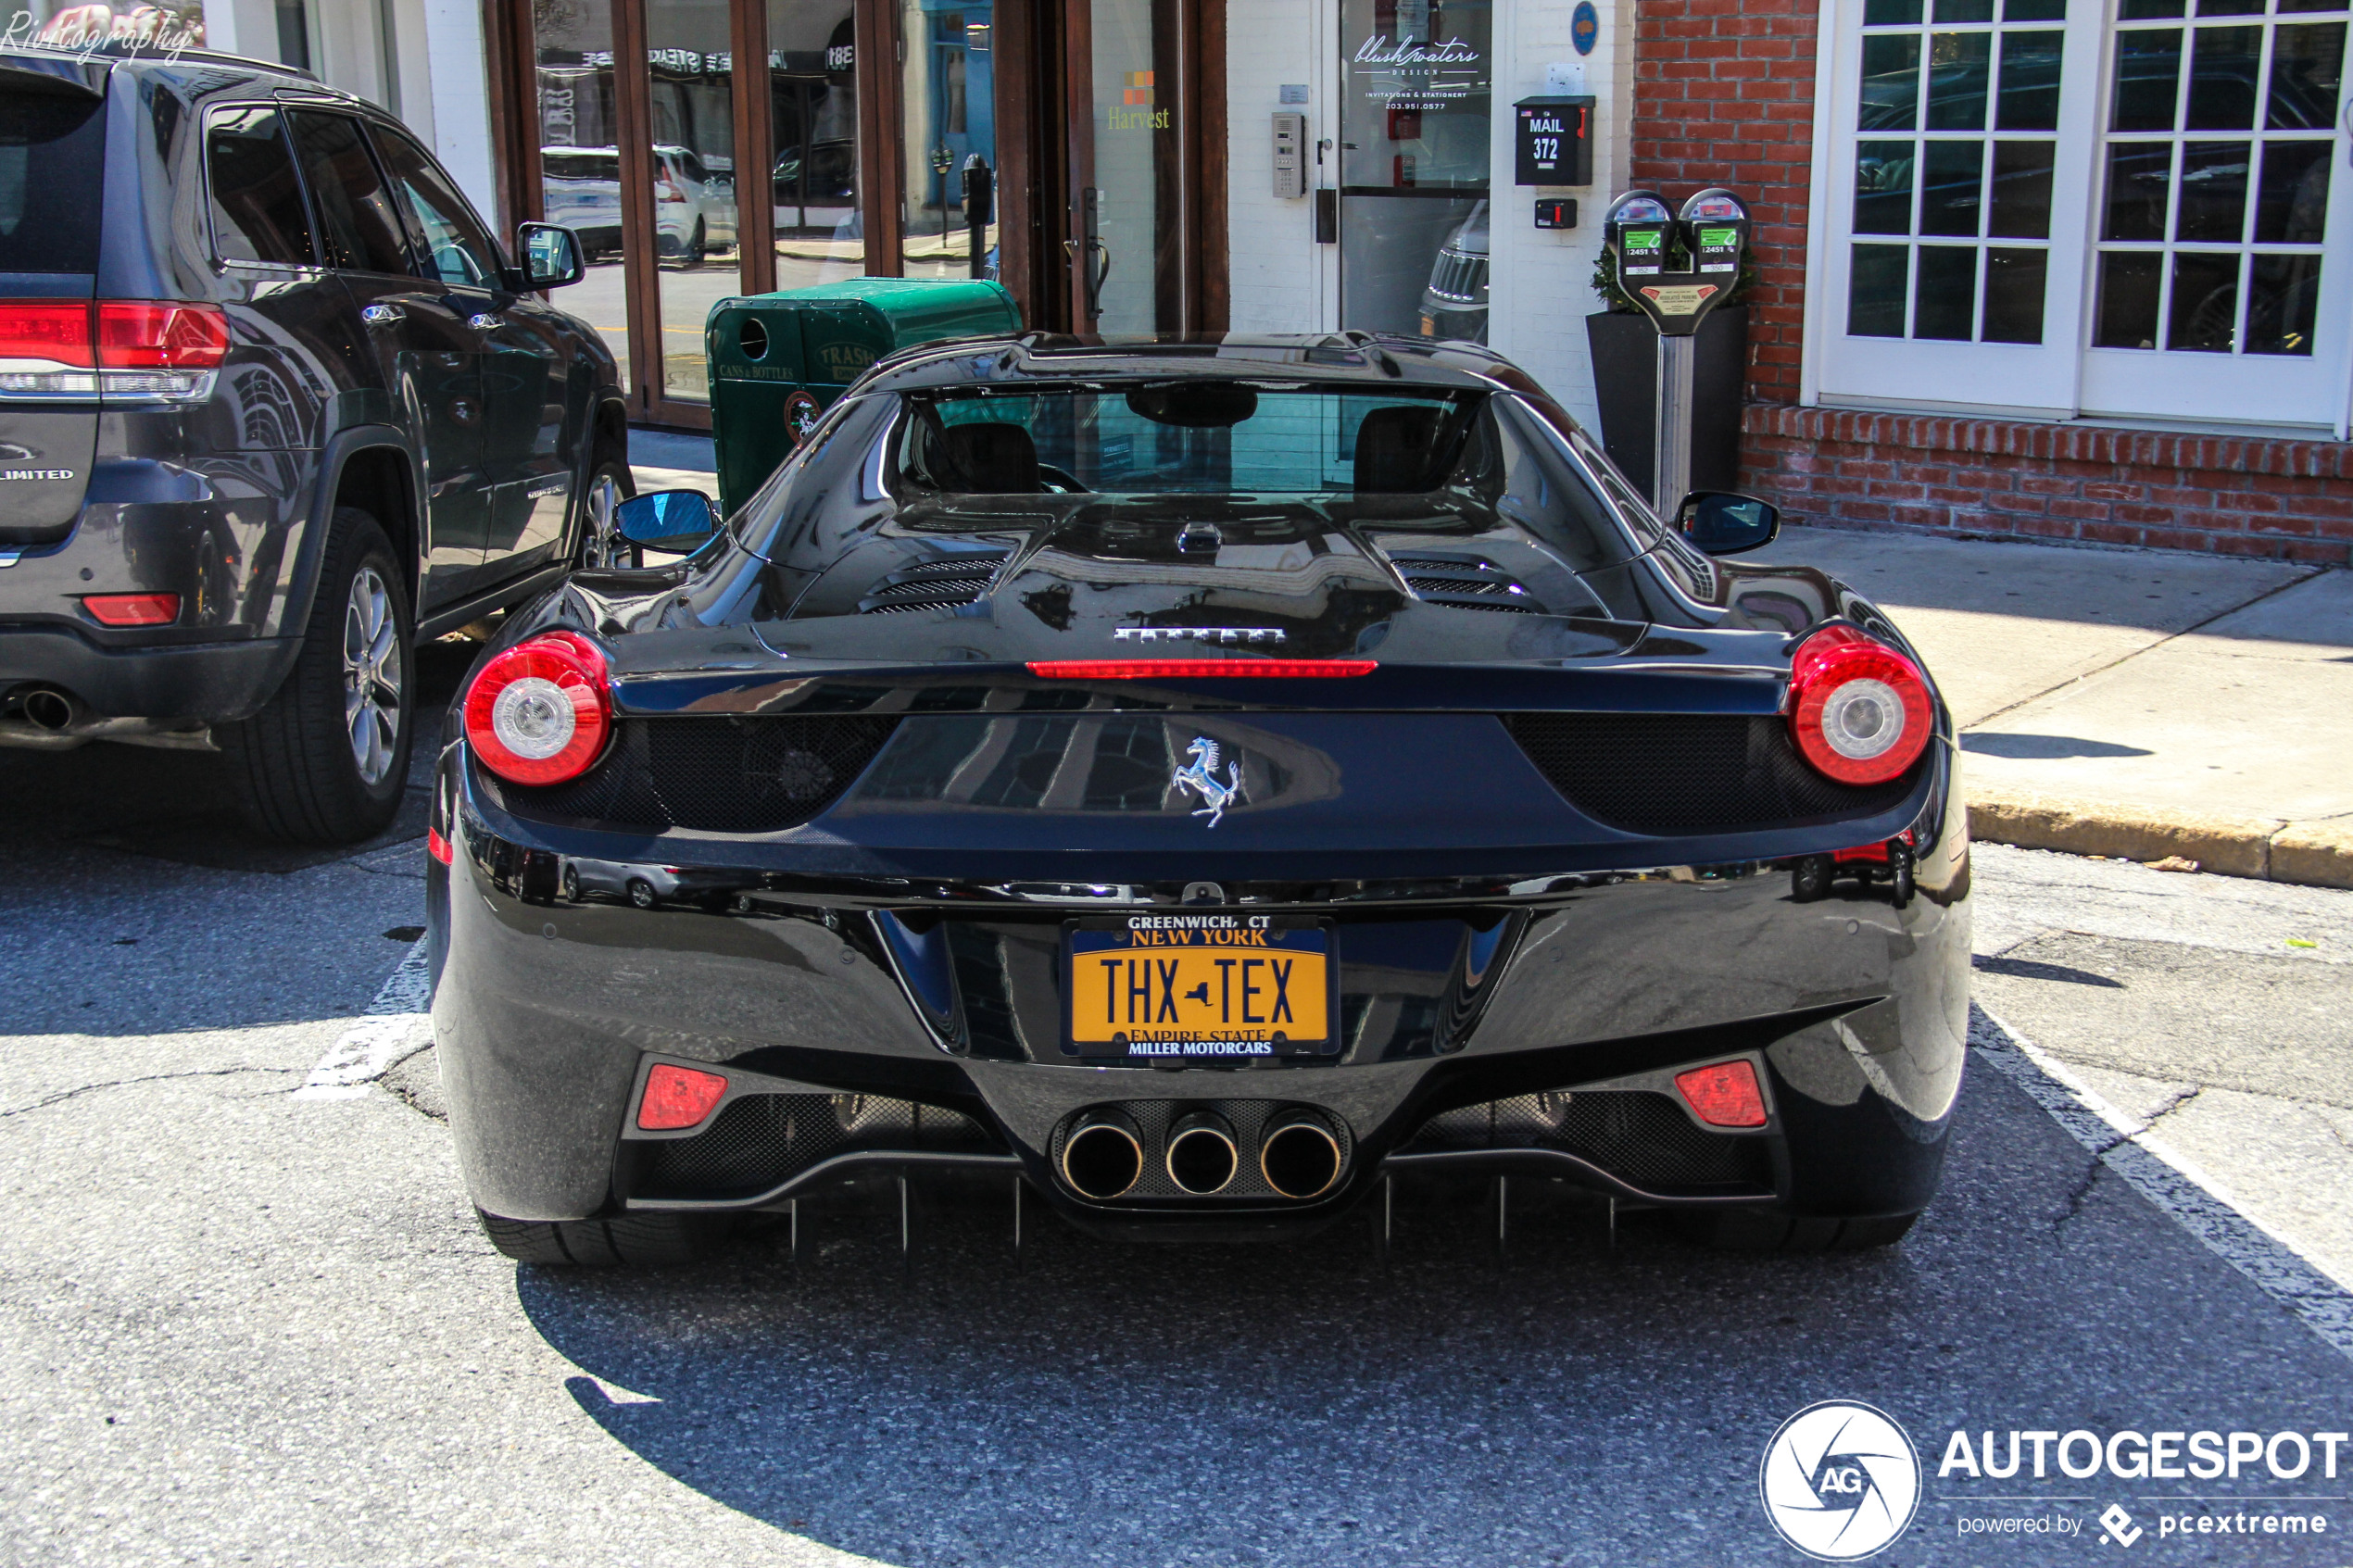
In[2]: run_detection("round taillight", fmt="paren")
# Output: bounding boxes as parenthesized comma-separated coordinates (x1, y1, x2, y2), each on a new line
(1787, 624, 1931, 785)
(463, 631, 611, 785)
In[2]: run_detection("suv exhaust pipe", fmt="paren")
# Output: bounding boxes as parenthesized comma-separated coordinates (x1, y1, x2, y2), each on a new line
(19, 686, 78, 732)
(1061, 1110, 1144, 1200)
(1260, 1113, 1343, 1199)
(1164, 1111, 1239, 1195)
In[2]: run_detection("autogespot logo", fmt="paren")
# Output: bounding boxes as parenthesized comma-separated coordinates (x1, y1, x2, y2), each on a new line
(1761, 1400, 1924, 1560)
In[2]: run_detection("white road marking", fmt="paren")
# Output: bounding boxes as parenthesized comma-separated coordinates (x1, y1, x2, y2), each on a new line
(295, 938, 433, 1101)
(1971, 1002, 2353, 1361)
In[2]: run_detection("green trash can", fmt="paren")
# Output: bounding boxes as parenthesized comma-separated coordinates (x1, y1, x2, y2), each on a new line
(706, 277, 1023, 515)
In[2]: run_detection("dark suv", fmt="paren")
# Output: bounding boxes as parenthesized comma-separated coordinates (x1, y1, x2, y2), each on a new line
(0, 45, 628, 841)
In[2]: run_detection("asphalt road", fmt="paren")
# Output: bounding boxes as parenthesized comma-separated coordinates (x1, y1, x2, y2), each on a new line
(3, 702, 2350, 1566)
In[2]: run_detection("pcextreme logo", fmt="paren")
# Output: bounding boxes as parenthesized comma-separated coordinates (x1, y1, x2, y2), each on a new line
(1760, 1400, 1923, 1561)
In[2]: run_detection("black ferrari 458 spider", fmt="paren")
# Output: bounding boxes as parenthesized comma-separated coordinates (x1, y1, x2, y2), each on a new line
(425, 333, 1969, 1265)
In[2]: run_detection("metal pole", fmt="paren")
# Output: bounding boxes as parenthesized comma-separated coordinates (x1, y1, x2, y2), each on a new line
(1654, 332, 1697, 516)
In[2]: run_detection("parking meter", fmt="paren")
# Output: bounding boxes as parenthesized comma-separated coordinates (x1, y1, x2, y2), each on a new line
(1603, 187, 1751, 513)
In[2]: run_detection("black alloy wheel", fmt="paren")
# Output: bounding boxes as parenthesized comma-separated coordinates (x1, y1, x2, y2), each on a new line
(222, 508, 414, 843)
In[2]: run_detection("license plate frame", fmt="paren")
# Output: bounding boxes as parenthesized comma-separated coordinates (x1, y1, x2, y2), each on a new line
(1061, 914, 1340, 1060)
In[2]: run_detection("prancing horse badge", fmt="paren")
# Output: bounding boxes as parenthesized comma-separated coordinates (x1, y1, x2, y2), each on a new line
(1172, 736, 1244, 828)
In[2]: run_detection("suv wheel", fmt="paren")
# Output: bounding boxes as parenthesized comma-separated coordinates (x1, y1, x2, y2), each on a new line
(576, 456, 635, 569)
(222, 508, 413, 844)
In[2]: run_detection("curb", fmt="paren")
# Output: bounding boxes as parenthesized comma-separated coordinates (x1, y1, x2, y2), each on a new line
(1969, 790, 2353, 891)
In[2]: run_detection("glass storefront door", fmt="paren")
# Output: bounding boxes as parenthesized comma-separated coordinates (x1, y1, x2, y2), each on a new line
(1339, 0, 1492, 338)
(901, 0, 1000, 279)
(645, 0, 740, 405)
(530, 0, 867, 425)
(509, 0, 1224, 408)
(769, 0, 867, 290)
(533, 0, 629, 385)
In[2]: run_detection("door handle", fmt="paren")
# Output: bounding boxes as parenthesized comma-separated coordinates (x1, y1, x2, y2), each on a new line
(467, 313, 503, 332)
(360, 303, 404, 326)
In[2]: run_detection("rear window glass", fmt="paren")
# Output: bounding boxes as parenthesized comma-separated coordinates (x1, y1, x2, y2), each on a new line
(0, 89, 103, 273)
(206, 107, 315, 266)
(900, 386, 1477, 495)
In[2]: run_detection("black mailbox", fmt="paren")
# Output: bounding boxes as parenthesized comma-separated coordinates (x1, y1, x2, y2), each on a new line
(1513, 96, 1594, 187)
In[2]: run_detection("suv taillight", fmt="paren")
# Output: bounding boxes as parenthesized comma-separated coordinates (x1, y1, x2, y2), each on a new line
(0, 299, 228, 403)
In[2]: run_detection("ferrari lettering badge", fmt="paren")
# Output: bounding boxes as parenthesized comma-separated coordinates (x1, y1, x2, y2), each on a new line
(1172, 736, 1243, 827)
(1114, 626, 1284, 644)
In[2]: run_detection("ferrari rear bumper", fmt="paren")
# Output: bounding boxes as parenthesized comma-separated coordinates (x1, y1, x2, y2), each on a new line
(427, 734, 1971, 1241)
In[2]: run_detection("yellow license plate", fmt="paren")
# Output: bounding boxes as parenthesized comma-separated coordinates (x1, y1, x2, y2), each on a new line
(1064, 915, 1334, 1059)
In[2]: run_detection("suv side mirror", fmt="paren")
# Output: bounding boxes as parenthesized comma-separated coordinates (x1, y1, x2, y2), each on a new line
(518, 222, 585, 288)
(1675, 491, 1780, 556)
(614, 489, 721, 556)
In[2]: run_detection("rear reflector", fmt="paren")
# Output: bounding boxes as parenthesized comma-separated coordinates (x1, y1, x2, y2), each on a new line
(1673, 1060, 1768, 1128)
(82, 593, 179, 626)
(637, 1063, 728, 1130)
(426, 826, 453, 865)
(1027, 659, 1378, 679)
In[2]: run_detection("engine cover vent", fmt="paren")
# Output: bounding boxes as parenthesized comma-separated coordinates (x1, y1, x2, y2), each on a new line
(1385, 555, 1543, 614)
(859, 550, 1013, 614)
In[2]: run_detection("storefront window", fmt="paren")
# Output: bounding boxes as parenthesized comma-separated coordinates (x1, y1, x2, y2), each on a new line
(772, 0, 866, 288)
(1816, 0, 2347, 427)
(535, 0, 627, 380)
(900, 0, 997, 279)
(1340, 0, 1492, 338)
(644, 0, 738, 403)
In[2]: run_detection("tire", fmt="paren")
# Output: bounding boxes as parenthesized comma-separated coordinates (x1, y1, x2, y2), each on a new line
(1676, 1209, 1919, 1253)
(221, 508, 413, 843)
(561, 862, 581, 903)
(575, 454, 635, 570)
(476, 1209, 727, 1267)
(1790, 855, 1832, 903)
(627, 877, 657, 909)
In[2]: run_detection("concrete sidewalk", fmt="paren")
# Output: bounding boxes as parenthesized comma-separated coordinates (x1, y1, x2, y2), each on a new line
(1753, 526, 2353, 888)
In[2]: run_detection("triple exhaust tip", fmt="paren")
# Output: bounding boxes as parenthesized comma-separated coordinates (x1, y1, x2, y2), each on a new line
(1059, 1109, 1342, 1201)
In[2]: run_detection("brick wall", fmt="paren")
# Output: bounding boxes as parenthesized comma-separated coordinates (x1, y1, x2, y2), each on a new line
(1630, 0, 1817, 405)
(1743, 408, 2353, 566)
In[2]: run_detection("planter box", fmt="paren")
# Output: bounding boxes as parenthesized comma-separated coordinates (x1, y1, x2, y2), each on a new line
(1584, 305, 1747, 507)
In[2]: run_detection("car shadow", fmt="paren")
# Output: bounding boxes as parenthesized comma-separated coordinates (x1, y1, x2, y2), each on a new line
(511, 1071, 2353, 1568)
(0, 637, 474, 874)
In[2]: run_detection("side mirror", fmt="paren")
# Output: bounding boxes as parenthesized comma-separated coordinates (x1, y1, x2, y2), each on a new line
(1675, 491, 1780, 556)
(518, 222, 585, 289)
(614, 489, 722, 556)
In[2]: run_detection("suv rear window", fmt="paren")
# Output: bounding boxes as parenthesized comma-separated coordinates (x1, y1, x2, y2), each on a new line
(0, 88, 103, 273)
